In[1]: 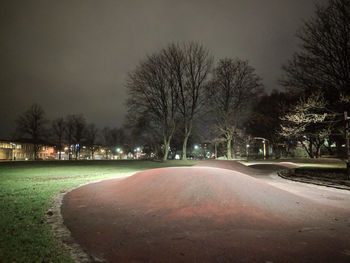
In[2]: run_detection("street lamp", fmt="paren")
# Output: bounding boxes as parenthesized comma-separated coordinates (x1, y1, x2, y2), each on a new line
(246, 144, 250, 160)
(262, 140, 266, 160)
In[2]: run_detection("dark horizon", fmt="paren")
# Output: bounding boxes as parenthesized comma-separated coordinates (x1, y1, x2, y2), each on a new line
(0, 0, 327, 139)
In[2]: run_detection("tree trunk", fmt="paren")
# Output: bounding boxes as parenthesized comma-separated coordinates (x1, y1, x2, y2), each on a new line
(309, 138, 314, 158)
(232, 136, 236, 159)
(182, 135, 189, 160)
(34, 143, 38, 160)
(58, 136, 62, 160)
(181, 121, 192, 161)
(75, 147, 79, 160)
(226, 136, 232, 160)
(163, 138, 170, 161)
(301, 139, 314, 158)
(163, 122, 175, 162)
(313, 138, 324, 158)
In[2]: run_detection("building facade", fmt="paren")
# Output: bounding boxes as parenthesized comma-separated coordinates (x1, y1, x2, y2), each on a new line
(0, 140, 55, 161)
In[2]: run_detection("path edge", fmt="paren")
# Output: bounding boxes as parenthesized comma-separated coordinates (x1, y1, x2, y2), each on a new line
(45, 177, 130, 263)
(277, 169, 350, 191)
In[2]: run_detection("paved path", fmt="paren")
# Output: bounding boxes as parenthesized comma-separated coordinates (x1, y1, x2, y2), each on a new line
(61, 160, 350, 262)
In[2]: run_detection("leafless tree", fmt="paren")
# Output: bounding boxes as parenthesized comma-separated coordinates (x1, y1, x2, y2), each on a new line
(52, 117, 66, 160)
(163, 42, 213, 160)
(102, 126, 125, 158)
(85, 123, 98, 159)
(281, 0, 350, 109)
(126, 51, 177, 161)
(207, 58, 262, 159)
(65, 115, 75, 160)
(72, 114, 86, 160)
(246, 90, 294, 158)
(16, 103, 47, 160)
(124, 112, 162, 158)
(65, 114, 86, 160)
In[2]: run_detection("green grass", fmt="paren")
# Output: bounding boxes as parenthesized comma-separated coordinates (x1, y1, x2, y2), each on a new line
(0, 160, 198, 263)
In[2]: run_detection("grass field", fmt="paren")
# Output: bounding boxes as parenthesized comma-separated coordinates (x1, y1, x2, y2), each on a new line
(0, 160, 198, 263)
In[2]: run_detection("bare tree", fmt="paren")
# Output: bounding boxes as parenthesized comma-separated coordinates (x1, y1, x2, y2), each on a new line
(246, 90, 294, 158)
(85, 123, 98, 159)
(125, 111, 164, 159)
(163, 42, 212, 160)
(102, 126, 125, 158)
(207, 58, 262, 159)
(126, 51, 177, 161)
(72, 114, 86, 160)
(280, 0, 349, 156)
(65, 114, 86, 160)
(52, 117, 66, 160)
(65, 115, 75, 160)
(16, 103, 47, 160)
(281, 0, 350, 109)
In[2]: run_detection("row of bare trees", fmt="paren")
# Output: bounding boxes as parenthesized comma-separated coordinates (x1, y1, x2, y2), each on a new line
(126, 42, 262, 160)
(15, 104, 120, 160)
(51, 114, 97, 160)
(126, 0, 349, 160)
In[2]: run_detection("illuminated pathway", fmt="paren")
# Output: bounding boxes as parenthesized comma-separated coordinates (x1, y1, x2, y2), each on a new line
(61, 160, 350, 262)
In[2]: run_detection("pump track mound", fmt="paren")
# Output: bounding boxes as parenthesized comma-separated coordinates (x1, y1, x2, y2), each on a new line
(61, 161, 350, 262)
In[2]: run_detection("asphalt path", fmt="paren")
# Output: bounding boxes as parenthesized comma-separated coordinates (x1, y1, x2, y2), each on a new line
(61, 160, 350, 262)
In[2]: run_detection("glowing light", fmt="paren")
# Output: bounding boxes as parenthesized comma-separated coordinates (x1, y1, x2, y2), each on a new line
(194, 145, 199, 150)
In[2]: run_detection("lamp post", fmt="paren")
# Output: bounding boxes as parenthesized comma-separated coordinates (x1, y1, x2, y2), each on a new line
(344, 112, 350, 180)
(246, 144, 250, 161)
(263, 140, 266, 160)
(214, 142, 217, 159)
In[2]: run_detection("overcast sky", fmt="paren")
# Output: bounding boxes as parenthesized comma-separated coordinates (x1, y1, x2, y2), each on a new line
(0, 0, 327, 139)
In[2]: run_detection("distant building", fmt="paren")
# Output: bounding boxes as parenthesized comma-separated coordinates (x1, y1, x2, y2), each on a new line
(0, 141, 15, 160)
(0, 139, 134, 161)
(0, 139, 55, 161)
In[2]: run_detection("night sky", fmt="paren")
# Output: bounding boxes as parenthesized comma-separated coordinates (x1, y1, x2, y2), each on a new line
(0, 0, 327, 139)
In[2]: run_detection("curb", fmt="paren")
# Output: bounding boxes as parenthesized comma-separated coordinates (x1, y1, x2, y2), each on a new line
(277, 169, 350, 191)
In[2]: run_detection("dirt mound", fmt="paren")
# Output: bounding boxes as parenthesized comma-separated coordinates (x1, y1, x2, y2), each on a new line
(62, 166, 350, 262)
(195, 160, 259, 174)
(195, 160, 299, 174)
